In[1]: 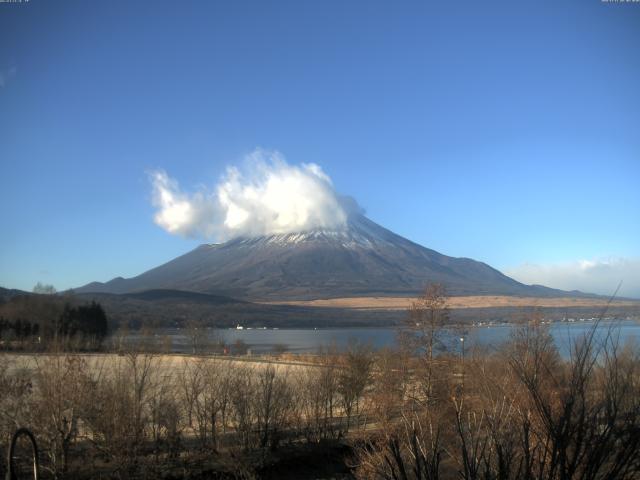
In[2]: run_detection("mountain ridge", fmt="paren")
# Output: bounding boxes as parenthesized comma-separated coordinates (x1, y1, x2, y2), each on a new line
(76, 214, 588, 300)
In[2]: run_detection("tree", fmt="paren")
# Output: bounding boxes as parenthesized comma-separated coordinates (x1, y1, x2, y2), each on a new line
(83, 301, 109, 340)
(57, 301, 108, 347)
(401, 283, 450, 403)
(338, 340, 373, 432)
(185, 319, 204, 354)
(229, 366, 255, 450)
(295, 347, 340, 442)
(371, 347, 409, 426)
(30, 355, 92, 477)
(32, 282, 57, 295)
(253, 364, 293, 450)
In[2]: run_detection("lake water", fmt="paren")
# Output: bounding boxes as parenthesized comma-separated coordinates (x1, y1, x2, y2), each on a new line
(119, 318, 640, 358)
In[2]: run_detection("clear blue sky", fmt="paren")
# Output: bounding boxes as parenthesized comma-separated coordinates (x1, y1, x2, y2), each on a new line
(1, 1, 639, 296)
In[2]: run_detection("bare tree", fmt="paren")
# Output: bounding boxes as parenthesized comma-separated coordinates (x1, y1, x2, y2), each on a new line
(229, 366, 255, 450)
(293, 347, 341, 443)
(32, 283, 57, 295)
(80, 351, 157, 477)
(371, 347, 409, 427)
(253, 364, 293, 450)
(178, 358, 203, 433)
(0, 355, 33, 475)
(148, 373, 183, 462)
(338, 340, 373, 432)
(185, 319, 205, 355)
(507, 319, 640, 480)
(355, 411, 443, 480)
(401, 283, 450, 403)
(317, 346, 340, 440)
(202, 359, 233, 448)
(185, 358, 233, 451)
(29, 354, 92, 477)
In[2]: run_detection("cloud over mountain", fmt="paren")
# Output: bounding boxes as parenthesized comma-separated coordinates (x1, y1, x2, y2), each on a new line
(505, 257, 640, 299)
(150, 149, 359, 241)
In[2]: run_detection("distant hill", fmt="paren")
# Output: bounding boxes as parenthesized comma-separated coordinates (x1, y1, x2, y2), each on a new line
(77, 214, 580, 300)
(119, 289, 247, 304)
(0, 286, 31, 303)
(74, 289, 399, 328)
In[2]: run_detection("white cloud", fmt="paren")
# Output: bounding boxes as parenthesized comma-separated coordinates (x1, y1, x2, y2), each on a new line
(150, 149, 360, 241)
(505, 257, 640, 299)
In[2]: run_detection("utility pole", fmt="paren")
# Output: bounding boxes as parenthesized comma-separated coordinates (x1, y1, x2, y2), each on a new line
(460, 336, 465, 392)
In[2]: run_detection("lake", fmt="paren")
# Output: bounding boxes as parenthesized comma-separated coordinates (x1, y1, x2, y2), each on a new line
(118, 318, 640, 358)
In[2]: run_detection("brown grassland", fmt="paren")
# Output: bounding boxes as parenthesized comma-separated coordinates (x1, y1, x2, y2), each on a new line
(262, 295, 640, 310)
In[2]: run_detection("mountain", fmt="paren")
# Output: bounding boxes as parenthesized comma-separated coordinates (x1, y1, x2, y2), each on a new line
(0, 286, 34, 303)
(77, 214, 572, 300)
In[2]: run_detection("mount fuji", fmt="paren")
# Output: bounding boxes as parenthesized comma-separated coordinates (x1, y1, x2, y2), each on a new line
(78, 214, 567, 300)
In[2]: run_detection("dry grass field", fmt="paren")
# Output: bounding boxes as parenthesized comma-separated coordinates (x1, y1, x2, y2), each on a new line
(1, 352, 319, 377)
(263, 295, 640, 310)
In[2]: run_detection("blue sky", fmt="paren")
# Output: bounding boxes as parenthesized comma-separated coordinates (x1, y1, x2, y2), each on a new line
(1, 1, 639, 297)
